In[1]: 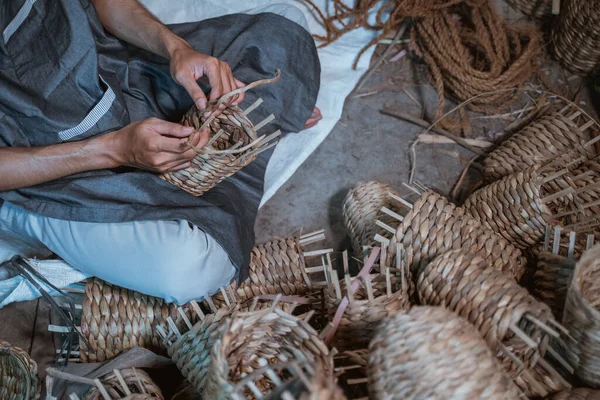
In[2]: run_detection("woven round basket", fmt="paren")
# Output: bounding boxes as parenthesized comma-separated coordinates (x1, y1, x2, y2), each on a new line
(483, 112, 591, 182)
(534, 252, 577, 320)
(387, 190, 526, 285)
(417, 249, 555, 369)
(80, 278, 200, 362)
(84, 368, 163, 400)
(552, 0, 600, 75)
(368, 306, 520, 399)
(324, 273, 409, 350)
(507, 0, 552, 19)
(0, 341, 39, 400)
(563, 245, 600, 387)
(203, 307, 332, 399)
(342, 181, 406, 256)
(159, 103, 278, 197)
(550, 388, 600, 399)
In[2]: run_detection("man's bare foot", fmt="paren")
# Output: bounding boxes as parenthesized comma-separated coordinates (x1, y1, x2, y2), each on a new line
(303, 107, 322, 130)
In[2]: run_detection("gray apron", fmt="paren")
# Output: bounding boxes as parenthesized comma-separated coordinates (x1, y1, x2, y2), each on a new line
(0, 0, 321, 281)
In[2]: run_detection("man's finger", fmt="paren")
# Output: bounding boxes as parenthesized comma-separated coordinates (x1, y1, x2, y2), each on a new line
(151, 120, 195, 138)
(234, 79, 246, 104)
(206, 63, 224, 102)
(189, 128, 210, 148)
(176, 73, 208, 109)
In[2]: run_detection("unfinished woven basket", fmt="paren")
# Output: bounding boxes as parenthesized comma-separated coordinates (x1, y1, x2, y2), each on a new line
(368, 306, 520, 399)
(84, 369, 163, 400)
(0, 340, 39, 400)
(550, 388, 600, 399)
(417, 249, 556, 370)
(342, 181, 406, 256)
(211, 232, 329, 310)
(80, 278, 200, 362)
(386, 190, 526, 284)
(552, 0, 600, 75)
(483, 112, 592, 182)
(534, 252, 577, 320)
(507, 0, 552, 19)
(563, 245, 600, 387)
(159, 102, 279, 197)
(203, 307, 332, 399)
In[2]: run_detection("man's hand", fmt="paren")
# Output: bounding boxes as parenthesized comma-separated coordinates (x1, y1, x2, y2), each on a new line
(109, 118, 209, 173)
(169, 43, 246, 111)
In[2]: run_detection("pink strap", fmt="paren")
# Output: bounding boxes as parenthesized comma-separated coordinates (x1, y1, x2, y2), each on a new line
(253, 294, 311, 305)
(325, 247, 381, 344)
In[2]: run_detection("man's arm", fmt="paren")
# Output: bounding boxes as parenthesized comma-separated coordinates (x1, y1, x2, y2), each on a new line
(0, 119, 208, 191)
(91, 0, 245, 109)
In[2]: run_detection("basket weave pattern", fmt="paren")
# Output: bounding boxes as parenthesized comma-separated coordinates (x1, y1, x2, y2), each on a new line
(551, 388, 600, 399)
(563, 245, 600, 387)
(507, 0, 552, 19)
(416, 250, 554, 369)
(552, 0, 600, 75)
(368, 306, 520, 399)
(342, 181, 404, 255)
(84, 369, 163, 400)
(0, 341, 39, 400)
(483, 113, 591, 182)
(533, 252, 576, 320)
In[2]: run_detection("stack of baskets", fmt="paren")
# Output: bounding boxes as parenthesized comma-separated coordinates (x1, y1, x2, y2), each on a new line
(0, 340, 40, 400)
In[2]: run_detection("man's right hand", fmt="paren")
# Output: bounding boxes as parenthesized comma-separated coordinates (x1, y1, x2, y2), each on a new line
(107, 118, 209, 173)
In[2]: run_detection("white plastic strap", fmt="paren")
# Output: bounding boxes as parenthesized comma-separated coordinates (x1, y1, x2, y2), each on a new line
(3, 0, 36, 43)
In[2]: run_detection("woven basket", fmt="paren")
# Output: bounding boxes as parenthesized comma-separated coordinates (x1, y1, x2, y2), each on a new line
(368, 306, 520, 399)
(550, 388, 600, 399)
(552, 0, 600, 75)
(386, 190, 526, 284)
(342, 181, 406, 256)
(507, 0, 552, 19)
(84, 369, 163, 400)
(159, 103, 279, 196)
(203, 308, 332, 399)
(324, 272, 409, 350)
(263, 367, 347, 400)
(80, 278, 200, 362)
(333, 349, 369, 399)
(417, 249, 556, 370)
(211, 232, 330, 310)
(0, 341, 39, 400)
(483, 112, 592, 182)
(563, 245, 600, 387)
(534, 252, 577, 320)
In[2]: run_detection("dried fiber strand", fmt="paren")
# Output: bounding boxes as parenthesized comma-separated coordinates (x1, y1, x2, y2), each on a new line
(84, 369, 163, 400)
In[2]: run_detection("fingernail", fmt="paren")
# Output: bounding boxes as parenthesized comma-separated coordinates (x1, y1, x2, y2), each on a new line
(184, 126, 194, 133)
(196, 99, 206, 109)
(204, 112, 212, 118)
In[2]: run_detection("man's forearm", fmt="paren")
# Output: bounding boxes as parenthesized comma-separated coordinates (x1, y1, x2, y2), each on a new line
(0, 135, 119, 192)
(91, 0, 189, 59)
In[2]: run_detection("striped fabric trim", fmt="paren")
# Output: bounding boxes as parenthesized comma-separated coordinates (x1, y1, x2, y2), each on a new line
(58, 77, 116, 141)
(3, 0, 37, 43)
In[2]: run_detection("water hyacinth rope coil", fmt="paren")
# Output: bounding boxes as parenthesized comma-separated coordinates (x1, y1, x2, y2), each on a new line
(506, 0, 552, 19)
(0, 340, 40, 400)
(368, 306, 521, 399)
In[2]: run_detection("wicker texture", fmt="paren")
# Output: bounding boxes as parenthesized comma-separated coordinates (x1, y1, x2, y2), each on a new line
(388, 190, 526, 282)
(552, 0, 600, 75)
(80, 278, 198, 362)
(550, 388, 600, 399)
(483, 113, 591, 182)
(417, 250, 554, 369)
(534, 252, 576, 320)
(159, 104, 268, 196)
(342, 181, 404, 255)
(324, 274, 410, 349)
(563, 245, 600, 387)
(264, 370, 347, 400)
(333, 349, 369, 399)
(0, 341, 39, 400)
(507, 0, 552, 19)
(368, 306, 520, 400)
(84, 369, 163, 400)
(204, 308, 332, 399)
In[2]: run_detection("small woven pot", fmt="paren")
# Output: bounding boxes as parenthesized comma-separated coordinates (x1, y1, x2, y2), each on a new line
(550, 388, 600, 399)
(483, 112, 591, 182)
(368, 306, 520, 399)
(534, 252, 577, 320)
(84, 369, 163, 400)
(416, 249, 555, 369)
(324, 273, 410, 350)
(563, 245, 600, 387)
(80, 278, 200, 362)
(507, 0, 552, 19)
(0, 341, 40, 400)
(386, 190, 526, 284)
(342, 181, 406, 256)
(203, 308, 332, 399)
(552, 0, 600, 75)
(159, 103, 278, 196)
